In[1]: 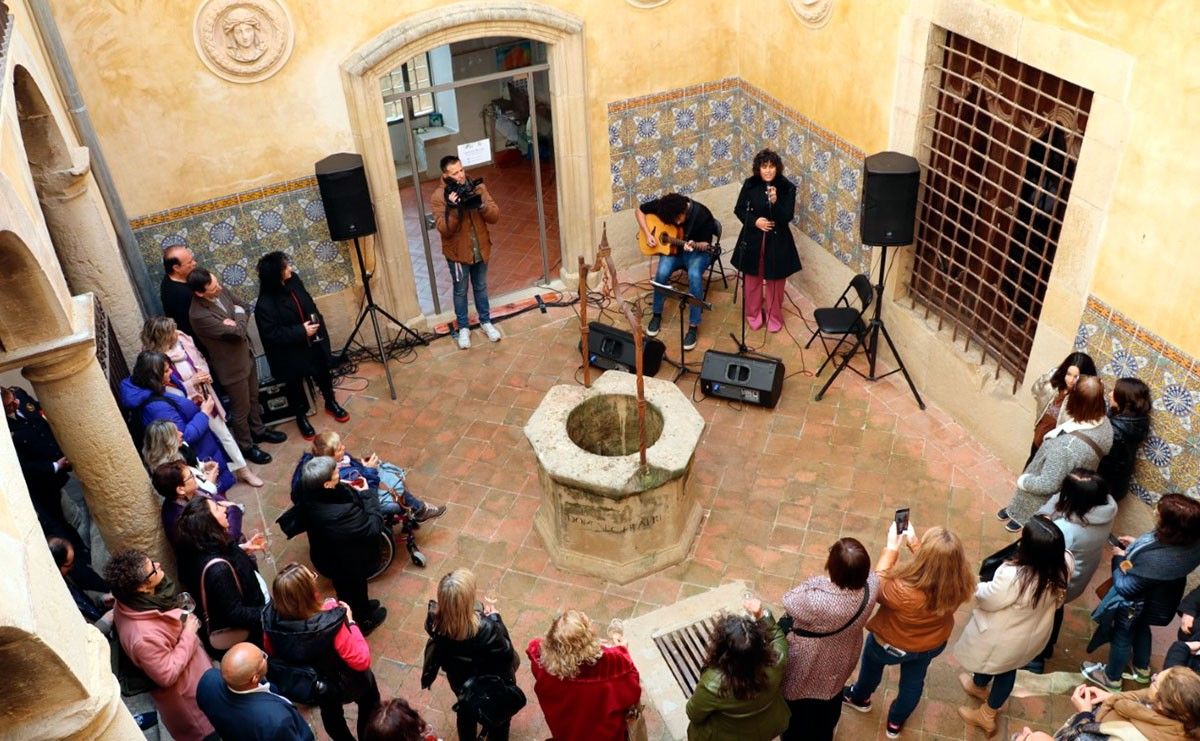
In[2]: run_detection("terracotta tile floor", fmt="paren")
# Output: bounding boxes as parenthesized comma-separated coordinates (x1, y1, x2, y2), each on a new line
(399, 159, 560, 317)
(230, 273, 1157, 740)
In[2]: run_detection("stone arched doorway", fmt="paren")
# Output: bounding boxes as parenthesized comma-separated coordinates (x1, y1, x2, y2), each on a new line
(340, 1, 591, 323)
(13, 64, 144, 360)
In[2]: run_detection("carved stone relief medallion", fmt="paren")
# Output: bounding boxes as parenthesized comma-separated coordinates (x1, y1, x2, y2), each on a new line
(194, 0, 294, 83)
(789, 0, 834, 29)
(625, 0, 672, 8)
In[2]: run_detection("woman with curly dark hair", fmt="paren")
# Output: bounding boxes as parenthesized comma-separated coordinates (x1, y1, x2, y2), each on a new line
(173, 496, 268, 656)
(731, 148, 800, 332)
(1027, 351, 1098, 460)
(106, 548, 214, 740)
(685, 597, 790, 740)
(254, 251, 348, 441)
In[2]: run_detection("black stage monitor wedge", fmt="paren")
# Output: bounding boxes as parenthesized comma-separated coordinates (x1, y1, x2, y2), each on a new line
(861, 151, 920, 246)
(699, 350, 785, 408)
(315, 152, 377, 241)
(580, 322, 666, 377)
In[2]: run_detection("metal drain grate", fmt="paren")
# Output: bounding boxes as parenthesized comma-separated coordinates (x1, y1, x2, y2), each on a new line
(652, 615, 720, 697)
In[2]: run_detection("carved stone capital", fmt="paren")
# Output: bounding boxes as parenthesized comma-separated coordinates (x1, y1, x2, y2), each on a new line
(193, 0, 294, 84)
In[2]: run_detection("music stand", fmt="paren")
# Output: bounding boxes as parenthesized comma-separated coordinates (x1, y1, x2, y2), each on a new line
(651, 280, 712, 382)
(337, 236, 428, 400)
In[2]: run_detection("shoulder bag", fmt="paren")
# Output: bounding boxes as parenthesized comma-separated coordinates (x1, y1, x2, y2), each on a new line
(199, 557, 252, 650)
(979, 540, 1021, 582)
(778, 585, 871, 638)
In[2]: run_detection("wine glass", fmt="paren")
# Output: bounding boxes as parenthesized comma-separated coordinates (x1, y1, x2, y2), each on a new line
(482, 581, 499, 612)
(178, 591, 196, 619)
(608, 617, 625, 639)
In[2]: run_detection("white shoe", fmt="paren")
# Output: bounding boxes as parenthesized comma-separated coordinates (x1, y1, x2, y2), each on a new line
(235, 467, 264, 487)
(456, 328, 471, 349)
(481, 322, 502, 342)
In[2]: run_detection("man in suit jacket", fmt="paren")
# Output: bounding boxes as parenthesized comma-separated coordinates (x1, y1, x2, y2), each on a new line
(187, 267, 284, 465)
(197, 642, 314, 741)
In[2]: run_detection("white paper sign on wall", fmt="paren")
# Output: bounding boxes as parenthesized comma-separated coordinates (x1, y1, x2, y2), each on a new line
(457, 139, 492, 167)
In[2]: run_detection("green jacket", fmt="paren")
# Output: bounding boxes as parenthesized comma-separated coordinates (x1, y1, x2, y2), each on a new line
(685, 614, 791, 741)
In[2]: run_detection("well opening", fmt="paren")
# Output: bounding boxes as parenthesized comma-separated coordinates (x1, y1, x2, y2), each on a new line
(565, 393, 664, 456)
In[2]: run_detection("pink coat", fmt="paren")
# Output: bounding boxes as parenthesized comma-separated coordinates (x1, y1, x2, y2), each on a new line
(114, 602, 215, 740)
(166, 332, 227, 419)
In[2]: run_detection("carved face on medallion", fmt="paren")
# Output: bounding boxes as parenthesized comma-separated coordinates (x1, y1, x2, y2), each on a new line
(194, 0, 294, 83)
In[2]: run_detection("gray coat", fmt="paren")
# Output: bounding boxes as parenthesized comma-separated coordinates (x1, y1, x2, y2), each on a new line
(1006, 419, 1113, 524)
(1037, 493, 1118, 602)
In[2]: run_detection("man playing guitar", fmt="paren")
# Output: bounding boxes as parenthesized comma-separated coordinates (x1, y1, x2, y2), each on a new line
(636, 193, 719, 350)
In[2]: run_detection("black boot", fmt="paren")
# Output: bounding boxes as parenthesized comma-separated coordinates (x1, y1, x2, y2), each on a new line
(252, 428, 287, 444)
(324, 399, 350, 423)
(297, 415, 316, 441)
(242, 445, 272, 465)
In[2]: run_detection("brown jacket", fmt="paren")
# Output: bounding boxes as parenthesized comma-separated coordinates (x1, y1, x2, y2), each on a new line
(866, 576, 957, 653)
(188, 291, 255, 384)
(429, 181, 501, 264)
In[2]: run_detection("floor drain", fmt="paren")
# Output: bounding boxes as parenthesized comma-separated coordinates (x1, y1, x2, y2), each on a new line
(651, 614, 720, 697)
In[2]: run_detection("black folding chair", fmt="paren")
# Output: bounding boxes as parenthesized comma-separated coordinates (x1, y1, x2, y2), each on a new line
(805, 273, 874, 376)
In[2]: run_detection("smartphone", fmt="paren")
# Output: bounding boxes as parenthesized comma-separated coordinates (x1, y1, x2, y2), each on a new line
(894, 507, 910, 536)
(1108, 534, 1123, 548)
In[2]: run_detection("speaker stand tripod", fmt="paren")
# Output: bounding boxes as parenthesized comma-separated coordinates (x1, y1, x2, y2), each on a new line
(651, 280, 711, 383)
(338, 237, 427, 400)
(815, 245, 926, 409)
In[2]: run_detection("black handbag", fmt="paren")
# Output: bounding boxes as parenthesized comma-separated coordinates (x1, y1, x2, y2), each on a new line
(779, 586, 871, 638)
(979, 541, 1020, 582)
(453, 674, 527, 731)
(266, 657, 330, 706)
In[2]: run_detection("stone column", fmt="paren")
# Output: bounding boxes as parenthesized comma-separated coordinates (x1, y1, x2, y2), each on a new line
(33, 148, 145, 361)
(22, 345, 170, 566)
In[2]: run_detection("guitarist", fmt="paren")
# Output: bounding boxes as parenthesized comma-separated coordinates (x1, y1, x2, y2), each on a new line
(636, 193, 719, 350)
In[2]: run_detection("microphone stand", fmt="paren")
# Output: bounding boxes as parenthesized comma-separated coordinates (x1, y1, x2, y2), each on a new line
(730, 180, 775, 357)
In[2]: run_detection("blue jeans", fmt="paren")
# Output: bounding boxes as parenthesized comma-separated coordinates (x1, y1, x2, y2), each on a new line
(376, 462, 425, 514)
(652, 250, 713, 327)
(973, 670, 1017, 710)
(448, 259, 490, 328)
(1105, 612, 1153, 680)
(849, 634, 946, 726)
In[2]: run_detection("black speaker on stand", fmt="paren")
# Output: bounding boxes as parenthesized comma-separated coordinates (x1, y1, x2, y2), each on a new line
(815, 151, 925, 409)
(315, 153, 427, 401)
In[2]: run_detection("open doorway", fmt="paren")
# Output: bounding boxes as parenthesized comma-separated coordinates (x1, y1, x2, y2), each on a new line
(383, 37, 560, 316)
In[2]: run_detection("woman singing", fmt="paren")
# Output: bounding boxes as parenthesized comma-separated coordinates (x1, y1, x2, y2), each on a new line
(732, 149, 800, 332)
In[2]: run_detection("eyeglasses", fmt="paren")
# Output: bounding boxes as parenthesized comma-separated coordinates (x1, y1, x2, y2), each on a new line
(141, 561, 161, 584)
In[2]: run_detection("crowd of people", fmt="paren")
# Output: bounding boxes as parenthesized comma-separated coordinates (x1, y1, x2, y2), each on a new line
(7, 161, 1198, 740)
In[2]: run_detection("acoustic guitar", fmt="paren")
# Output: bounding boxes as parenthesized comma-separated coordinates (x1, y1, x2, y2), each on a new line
(636, 213, 716, 257)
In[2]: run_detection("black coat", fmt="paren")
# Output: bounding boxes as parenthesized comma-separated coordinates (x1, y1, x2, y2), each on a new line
(5, 387, 69, 501)
(300, 482, 384, 581)
(177, 543, 266, 652)
(730, 175, 801, 280)
(254, 276, 331, 383)
(1097, 412, 1149, 501)
(262, 603, 372, 700)
(421, 608, 517, 693)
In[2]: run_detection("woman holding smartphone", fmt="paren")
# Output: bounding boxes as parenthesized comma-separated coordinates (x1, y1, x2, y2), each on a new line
(843, 521, 975, 738)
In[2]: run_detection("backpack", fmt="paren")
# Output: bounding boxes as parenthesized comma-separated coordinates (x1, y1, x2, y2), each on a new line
(453, 674, 526, 732)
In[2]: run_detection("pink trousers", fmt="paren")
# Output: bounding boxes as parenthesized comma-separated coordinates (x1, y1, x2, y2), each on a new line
(745, 275, 786, 332)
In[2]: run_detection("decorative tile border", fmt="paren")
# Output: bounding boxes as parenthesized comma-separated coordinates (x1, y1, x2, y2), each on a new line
(130, 178, 354, 302)
(607, 78, 871, 274)
(1074, 295, 1200, 504)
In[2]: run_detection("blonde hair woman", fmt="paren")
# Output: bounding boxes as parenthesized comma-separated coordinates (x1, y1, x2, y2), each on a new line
(141, 316, 263, 487)
(421, 568, 520, 740)
(527, 610, 642, 740)
(143, 419, 219, 495)
(1055, 667, 1200, 739)
(844, 523, 976, 738)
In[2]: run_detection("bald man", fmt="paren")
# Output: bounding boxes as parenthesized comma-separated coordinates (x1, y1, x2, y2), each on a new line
(161, 245, 199, 336)
(196, 642, 314, 740)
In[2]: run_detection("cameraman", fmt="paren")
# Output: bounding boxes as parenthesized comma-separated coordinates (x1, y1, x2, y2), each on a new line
(430, 155, 502, 350)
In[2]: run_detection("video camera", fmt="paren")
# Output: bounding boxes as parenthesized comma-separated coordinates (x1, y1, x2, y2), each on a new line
(444, 176, 484, 210)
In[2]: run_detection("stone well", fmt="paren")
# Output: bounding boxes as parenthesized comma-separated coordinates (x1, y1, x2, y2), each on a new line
(524, 370, 705, 584)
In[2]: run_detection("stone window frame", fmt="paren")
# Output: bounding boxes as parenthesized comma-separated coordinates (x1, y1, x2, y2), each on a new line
(887, 0, 1133, 395)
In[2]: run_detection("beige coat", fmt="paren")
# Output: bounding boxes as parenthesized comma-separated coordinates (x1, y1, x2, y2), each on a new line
(953, 557, 1071, 674)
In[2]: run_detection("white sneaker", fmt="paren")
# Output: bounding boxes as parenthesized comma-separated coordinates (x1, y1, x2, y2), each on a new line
(456, 328, 471, 349)
(481, 322, 502, 342)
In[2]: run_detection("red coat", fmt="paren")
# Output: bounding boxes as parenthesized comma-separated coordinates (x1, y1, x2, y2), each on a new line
(527, 638, 641, 741)
(113, 602, 215, 740)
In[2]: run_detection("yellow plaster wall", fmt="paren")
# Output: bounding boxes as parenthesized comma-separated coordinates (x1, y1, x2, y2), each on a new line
(738, 0, 1200, 355)
(51, 0, 737, 221)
